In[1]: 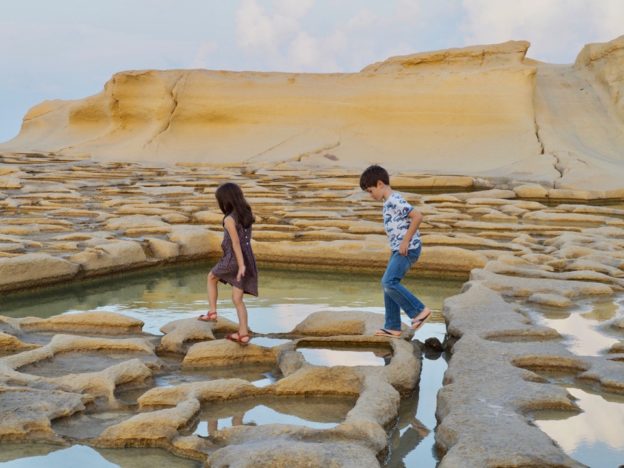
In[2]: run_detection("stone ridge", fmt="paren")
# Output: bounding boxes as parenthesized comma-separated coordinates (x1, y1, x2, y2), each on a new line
(360, 40, 530, 72)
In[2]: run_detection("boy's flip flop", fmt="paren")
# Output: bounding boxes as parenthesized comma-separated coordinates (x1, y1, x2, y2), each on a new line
(198, 312, 218, 322)
(375, 328, 402, 338)
(411, 309, 431, 330)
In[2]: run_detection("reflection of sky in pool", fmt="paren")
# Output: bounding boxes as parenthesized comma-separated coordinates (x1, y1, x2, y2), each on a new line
(297, 347, 388, 366)
(194, 404, 339, 435)
(534, 386, 624, 468)
(0, 444, 201, 467)
(529, 298, 623, 356)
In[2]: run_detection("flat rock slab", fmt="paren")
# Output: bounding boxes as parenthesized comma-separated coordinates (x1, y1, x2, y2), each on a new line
(183, 340, 277, 368)
(159, 317, 239, 353)
(290, 310, 417, 340)
(0, 386, 87, 442)
(209, 440, 380, 468)
(18, 312, 144, 335)
(0, 253, 79, 291)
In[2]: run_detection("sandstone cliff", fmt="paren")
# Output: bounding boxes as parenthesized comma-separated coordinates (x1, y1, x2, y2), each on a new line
(2, 38, 624, 190)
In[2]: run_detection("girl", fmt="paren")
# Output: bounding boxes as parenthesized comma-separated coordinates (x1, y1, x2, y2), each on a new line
(198, 182, 258, 346)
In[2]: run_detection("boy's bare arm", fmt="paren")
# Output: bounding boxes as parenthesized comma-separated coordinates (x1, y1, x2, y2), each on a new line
(224, 216, 246, 280)
(398, 209, 423, 255)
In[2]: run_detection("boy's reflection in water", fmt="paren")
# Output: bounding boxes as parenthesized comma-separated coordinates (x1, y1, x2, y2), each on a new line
(387, 345, 445, 467)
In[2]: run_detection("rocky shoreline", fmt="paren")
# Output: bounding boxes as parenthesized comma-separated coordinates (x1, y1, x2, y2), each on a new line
(2, 152, 624, 466)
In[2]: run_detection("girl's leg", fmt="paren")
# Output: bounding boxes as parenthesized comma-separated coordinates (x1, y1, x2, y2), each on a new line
(231, 286, 250, 342)
(208, 271, 219, 312)
(199, 271, 219, 320)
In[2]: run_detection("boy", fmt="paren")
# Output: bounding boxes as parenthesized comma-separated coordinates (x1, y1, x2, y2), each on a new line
(360, 165, 431, 337)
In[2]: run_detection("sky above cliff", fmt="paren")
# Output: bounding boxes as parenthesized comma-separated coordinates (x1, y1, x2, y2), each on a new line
(1, 0, 623, 142)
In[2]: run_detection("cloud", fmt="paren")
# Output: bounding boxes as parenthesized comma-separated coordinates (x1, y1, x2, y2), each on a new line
(236, 0, 345, 71)
(191, 41, 218, 69)
(235, 0, 302, 55)
(460, 0, 624, 62)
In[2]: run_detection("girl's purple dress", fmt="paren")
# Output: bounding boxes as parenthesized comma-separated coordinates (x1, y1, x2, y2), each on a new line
(211, 217, 258, 296)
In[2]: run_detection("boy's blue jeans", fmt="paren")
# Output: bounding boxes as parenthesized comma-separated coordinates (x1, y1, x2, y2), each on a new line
(382, 246, 425, 331)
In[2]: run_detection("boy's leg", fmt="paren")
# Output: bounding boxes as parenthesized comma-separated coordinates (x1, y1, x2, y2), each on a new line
(381, 251, 426, 321)
(383, 286, 402, 331)
(381, 252, 405, 332)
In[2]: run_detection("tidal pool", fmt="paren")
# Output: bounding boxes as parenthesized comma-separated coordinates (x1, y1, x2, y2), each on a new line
(0, 444, 201, 468)
(296, 344, 392, 367)
(532, 382, 624, 468)
(192, 396, 356, 436)
(0, 263, 461, 466)
(521, 295, 624, 468)
(528, 296, 623, 356)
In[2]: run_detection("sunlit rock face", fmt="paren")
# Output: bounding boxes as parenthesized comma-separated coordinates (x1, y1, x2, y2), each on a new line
(3, 36, 624, 190)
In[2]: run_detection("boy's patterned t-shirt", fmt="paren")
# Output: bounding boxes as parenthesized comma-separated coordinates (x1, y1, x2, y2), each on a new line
(383, 192, 421, 251)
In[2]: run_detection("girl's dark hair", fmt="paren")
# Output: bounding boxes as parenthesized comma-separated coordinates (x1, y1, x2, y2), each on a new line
(359, 164, 390, 190)
(215, 182, 255, 228)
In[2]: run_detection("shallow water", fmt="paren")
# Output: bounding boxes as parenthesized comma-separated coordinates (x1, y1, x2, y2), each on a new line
(387, 322, 448, 468)
(532, 382, 624, 468)
(0, 263, 457, 335)
(19, 351, 160, 377)
(0, 263, 460, 467)
(523, 296, 624, 467)
(0, 444, 202, 467)
(528, 297, 623, 356)
(296, 344, 392, 367)
(192, 396, 355, 436)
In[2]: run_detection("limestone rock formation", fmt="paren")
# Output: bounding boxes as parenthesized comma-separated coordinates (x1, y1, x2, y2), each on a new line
(4, 38, 624, 190)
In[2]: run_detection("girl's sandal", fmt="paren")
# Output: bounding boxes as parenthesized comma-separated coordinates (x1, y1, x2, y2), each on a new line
(226, 333, 250, 346)
(198, 311, 218, 322)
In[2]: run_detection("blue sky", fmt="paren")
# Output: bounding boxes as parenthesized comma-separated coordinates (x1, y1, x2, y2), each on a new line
(1, 0, 623, 142)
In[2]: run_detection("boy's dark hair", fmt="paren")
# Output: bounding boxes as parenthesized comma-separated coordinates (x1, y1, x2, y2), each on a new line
(359, 165, 390, 190)
(215, 182, 256, 228)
